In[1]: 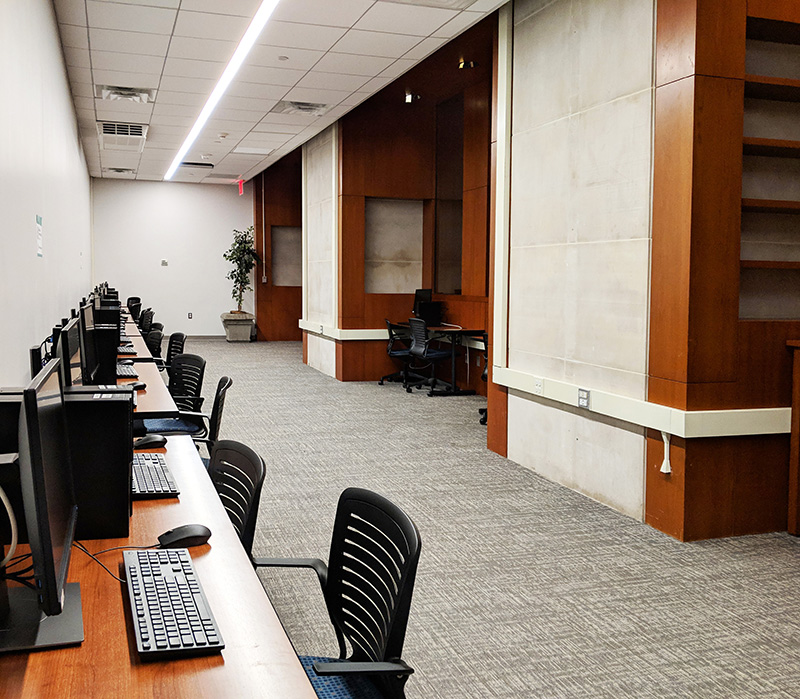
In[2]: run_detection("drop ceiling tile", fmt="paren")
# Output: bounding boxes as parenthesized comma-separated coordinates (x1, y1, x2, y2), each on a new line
(173, 11, 249, 41)
(218, 93, 281, 112)
(88, 28, 171, 56)
(95, 101, 154, 121)
(151, 102, 200, 117)
(179, 0, 261, 16)
(92, 69, 161, 90)
(154, 91, 207, 107)
(467, 0, 507, 11)
(168, 36, 236, 62)
(251, 121, 305, 134)
(91, 50, 166, 74)
(238, 132, 291, 146)
(402, 36, 447, 60)
(73, 96, 95, 112)
(139, 151, 177, 163)
(104, 0, 180, 8)
(136, 173, 166, 181)
(54, 0, 87, 26)
(331, 30, 422, 58)
(257, 112, 319, 126)
(358, 76, 394, 92)
(312, 52, 394, 77)
(60, 24, 89, 49)
(225, 81, 288, 101)
(339, 91, 372, 107)
(282, 85, 354, 106)
(64, 47, 91, 69)
(271, 0, 376, 28)
(86, 1, 177, 35)
(150, 113, 195, 127)
(158, 75, 217, 94)
(210, 107, 273, 123)
(297, 71, 368, 92)
(99, 152, 142, 168)
(248, 45, 324, 71)
(236, 64, 305, 87)
(379, 58, 416, 79)
(67, 65, 93, 85)
(354, 3, 456, 35)
(163, 57, 226, 79)
(257, 21, 347, 51)
(72, 83, 96, 99)
(431, 10, 482, 38)
(203, 120, 257, 135)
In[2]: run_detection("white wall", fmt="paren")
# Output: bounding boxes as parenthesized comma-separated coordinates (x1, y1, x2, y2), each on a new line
(92, 179, 254, 337)
(503, 0, 655, 518)
(364, 198, 423, 294)
(303, 126, 338, 377)
(0, 0, 92, 386)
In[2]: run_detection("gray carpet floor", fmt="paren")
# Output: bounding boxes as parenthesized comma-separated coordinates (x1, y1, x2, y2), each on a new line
(190, 338, 800, 698)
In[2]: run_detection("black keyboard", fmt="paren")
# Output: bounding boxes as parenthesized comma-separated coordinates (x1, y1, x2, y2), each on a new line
(123, 549, 224, 660)
(118, 346, 137, 355)
(117, 364, 139, 378)
(120, 335, 132, 345)
(132, 453, 179, 499)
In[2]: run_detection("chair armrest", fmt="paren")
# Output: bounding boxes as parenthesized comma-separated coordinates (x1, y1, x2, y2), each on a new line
(251, 557, 328, 589)
(171, 395, 204, 411)
(176, 410, 210, 421)
(313, 660, 414, 677)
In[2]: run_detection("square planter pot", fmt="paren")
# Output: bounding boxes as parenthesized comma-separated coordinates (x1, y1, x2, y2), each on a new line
(221, 312, 255, 342)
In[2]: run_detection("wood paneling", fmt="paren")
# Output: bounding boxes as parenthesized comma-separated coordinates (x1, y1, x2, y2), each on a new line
(656, 0, 746, 87)
(254, 151, 302, 341)
(463, 81, 491, 192)
(645, 431, 687, 540)
(789, 344, 800, 534)
(461, 186, 489, 297)
(748, 0, 800, 25)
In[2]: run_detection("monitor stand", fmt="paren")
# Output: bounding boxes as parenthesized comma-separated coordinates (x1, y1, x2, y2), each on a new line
(0, 577, 83, 653)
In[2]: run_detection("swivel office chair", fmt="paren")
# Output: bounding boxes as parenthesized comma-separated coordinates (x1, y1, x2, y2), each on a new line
(139, 309, 155, 334)
(208, 440, 265, 557)
(168, 353, 206, 411)
(125, 296, 140, 309)
(378, 320, 423, 389)
(160, 332, 186, 379)
(254, 488, 421, 699)
(128, 301, 142, 322)
(478, 332, 488, 425)
(145, 329, 163, 358)
(150, 322, 164, 333)
(407, 317, 451, 396)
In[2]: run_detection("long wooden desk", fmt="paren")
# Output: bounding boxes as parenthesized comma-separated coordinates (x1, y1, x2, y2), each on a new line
(119, 361, 178, 419)
(0, 436, 315, 697)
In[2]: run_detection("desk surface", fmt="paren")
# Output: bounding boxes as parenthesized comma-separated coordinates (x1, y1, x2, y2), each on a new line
(0, 436, 315, 698)
(118, 332, 150, 360)
(120, 362, 177, 419)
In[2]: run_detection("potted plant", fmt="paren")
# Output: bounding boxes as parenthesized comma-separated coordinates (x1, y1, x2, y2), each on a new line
(220, 225, 260, 341)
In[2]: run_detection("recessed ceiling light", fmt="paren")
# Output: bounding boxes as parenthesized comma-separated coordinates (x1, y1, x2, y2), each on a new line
(164, 0, 281, 181)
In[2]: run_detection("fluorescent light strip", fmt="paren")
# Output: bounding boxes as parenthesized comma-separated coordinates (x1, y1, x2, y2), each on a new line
(164, 0, 281, 180)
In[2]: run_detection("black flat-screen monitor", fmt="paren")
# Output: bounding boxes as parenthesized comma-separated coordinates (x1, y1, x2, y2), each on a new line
(56, 317, 82, 387)
(413, 289, 432, 317)
(17, 358, 79, 617)
(78, 305, 99, 386)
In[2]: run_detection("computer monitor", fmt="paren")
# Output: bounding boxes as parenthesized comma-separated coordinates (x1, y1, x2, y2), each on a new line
(78, 305, 99, 386)
(56, 317, 82, 387)
(0, 358, 83, 652)
(413, 289, 432, 317)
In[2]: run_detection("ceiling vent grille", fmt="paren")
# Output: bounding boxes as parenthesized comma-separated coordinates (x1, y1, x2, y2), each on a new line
(95, 84, 156, 103)
(103, 167, 136, 176)
(271, 100, 330, 117)
(96, 122, 148, 152)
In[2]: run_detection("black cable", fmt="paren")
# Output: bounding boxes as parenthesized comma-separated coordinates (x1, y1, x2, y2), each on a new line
(6, 563, 33, 577)
(72, 542, 126, 584)
(85, 543, 159, 556)
(0, 574, 36, 590)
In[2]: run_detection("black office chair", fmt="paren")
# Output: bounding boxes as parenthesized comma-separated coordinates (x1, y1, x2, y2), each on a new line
(139, 308, 155, 334)
(136, 377, 231, 453)
(169, 353, 206, 411)
(160, 332, 186, 378)
(378, 320, 423, 389)
(150, 321, 164, 333)
(128, 300, 142, 322)
(254, 488, 421, 699)
(145, 329, 163, 358)
(407, 317, 451, 396)
(208, 440, 265, 558)
(478, 332, 488, 425)
(126, 296, 140, 309)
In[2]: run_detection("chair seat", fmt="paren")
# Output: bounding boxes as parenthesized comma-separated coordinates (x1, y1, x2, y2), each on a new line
(419, 348, 450, 361)
(141, 417, 202, 435)
(387, 348, 411, 359)
(298, 656, 383, 699)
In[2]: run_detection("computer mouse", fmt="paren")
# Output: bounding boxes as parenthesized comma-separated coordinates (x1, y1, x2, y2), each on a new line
(131, 381, 147, 391)
(119, 359, 134, 365)
(133, 434, 167, 450)
(158, 524, 212, 549)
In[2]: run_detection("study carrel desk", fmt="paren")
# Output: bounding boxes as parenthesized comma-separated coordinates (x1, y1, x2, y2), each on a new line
(0, 436, 315, 697)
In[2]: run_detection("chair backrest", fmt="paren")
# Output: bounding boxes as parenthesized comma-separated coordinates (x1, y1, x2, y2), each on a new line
(169, 353, 206, 411)
(385, 319, 411, 354)
(208, 440, 265, 557)
(480, 332, 488, 382)
(407, 317, 429, 358)
(128, 301, 142, 321)
(208, 376, 233, 443)
(325, 488, 421, 673)
(150, 322, 164, 332)
(166, 332, 186, 365)
(145, 329, 164, 357)
(139, 309, 154, 334)
(125, 296, 140, 308)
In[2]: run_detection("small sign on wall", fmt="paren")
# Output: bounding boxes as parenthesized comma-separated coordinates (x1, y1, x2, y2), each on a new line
(36, 215, 43, 257)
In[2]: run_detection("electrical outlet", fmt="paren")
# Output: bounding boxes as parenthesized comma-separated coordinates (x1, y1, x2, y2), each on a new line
(578, 388, 591, 409)
(161, 259, 168, 266)
(187, 313, 192, 319)
(533, 378, 543, 395)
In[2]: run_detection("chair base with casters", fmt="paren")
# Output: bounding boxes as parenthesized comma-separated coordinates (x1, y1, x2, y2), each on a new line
(478, 407, 487, 425)
(378, 320, 426, 390)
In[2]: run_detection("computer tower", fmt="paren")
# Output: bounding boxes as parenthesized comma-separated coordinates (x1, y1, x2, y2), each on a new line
(63, 392, 132, 540)
(92, 325, 120, 385)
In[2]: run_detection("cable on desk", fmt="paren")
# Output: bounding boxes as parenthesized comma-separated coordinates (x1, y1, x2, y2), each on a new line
(89, 543, 159, 555)
(0, 573, 36, 590)
(73, 542, 126, 584)
(0, 483, 18, 567)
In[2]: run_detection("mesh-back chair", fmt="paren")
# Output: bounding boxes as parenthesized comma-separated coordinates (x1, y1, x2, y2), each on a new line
(150, 322, 164, 332)
(138, 377, 232, 455)
(169, 353, 206, 411)
(163, 332, 187, 378)
(255, 488, 421, 699)
(128, 301, 142, 322)
(378, 320, 424, 390)
(208, 440, 265, 557)
(125, 296, 140, 309)
(145, 329, 163, 358)
(407, 317, 451, 396)
(139, 308, 154, 334)
(478, 332, 488, 425)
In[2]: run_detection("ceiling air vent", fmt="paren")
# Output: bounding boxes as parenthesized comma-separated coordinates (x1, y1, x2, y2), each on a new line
(271, 100, 330, 117)
(180, 162, 214, 169)
(97, 122, 148, 153)
(95, 85, 156, 103)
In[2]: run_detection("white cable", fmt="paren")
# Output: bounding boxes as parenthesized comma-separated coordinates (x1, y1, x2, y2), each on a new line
(0, 483, 18, 568)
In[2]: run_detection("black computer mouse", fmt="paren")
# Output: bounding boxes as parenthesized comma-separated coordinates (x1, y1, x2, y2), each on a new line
(131, 381, 147, 391)
(133, 434, 167, 450)
(158, 524, 212, 549)
(119, 359, 134, 365)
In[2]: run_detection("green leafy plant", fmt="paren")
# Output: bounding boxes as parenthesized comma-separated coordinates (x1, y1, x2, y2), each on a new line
(223, 225, 260, 312)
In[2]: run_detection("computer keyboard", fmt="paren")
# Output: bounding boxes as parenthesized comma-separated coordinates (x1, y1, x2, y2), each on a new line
(123, 549, 224, 660)
(117, 364, 139, 378)
(120, 335, 132, 345)
(132, 453, 179, 499)
(118, 346, 137, 355)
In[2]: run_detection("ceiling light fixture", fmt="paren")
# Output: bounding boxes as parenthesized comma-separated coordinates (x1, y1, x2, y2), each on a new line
(164, 0, 281, 181)
(458, 59, 477, 69)
(404, 91, 420, 104)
